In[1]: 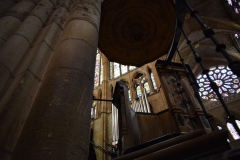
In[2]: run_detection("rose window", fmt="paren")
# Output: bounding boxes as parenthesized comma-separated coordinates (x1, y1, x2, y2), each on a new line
(196, 66, 240, 101)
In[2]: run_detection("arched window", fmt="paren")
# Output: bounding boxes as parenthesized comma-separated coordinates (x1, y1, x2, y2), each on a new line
(135, 83, 142, 97)
(113, 62, 120, 78)
(236, 119, 240, 128)
(196, 65, 240, 101)
(110, 62, 136, 79)
(231, 33, 240, 51)
(121, 65, 128, 74)
(217, 125, 223, 130)
(128, 90, 131, 101)
(133, 73, 153, 98)
(94, 49, 103, 89)
(224, 0, 240, 25)
(143, 81, 150, 94)
(234, 33, 240, 43)
(91, 101, 96, 119)
(227, 121, 240, 140)
(149, 68, 157, 90)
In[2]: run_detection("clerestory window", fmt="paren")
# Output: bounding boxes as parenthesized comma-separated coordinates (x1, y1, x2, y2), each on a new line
(110, 62, 136, 79)
(94, 49, 103, 89)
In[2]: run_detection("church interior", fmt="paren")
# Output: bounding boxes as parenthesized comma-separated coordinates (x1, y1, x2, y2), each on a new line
(0, 0, 240, 159)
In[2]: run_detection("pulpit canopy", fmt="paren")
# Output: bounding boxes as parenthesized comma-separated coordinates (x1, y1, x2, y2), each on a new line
(98, 0, 176, 67)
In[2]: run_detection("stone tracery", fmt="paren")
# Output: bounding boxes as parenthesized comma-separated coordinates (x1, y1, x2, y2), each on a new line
(197, 65, 240, 101)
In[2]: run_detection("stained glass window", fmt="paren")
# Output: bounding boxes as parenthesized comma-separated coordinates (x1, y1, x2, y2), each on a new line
(129, 66, 136, 71)
(110, 62, 113, 80)
(217, 126, 222, 130)
(128, 90, 131, 101)
(196, 66, 240, 101)
(100, 57, 103, 85)
(235, 33, 240, 42)
(113, 63, 120, 78)
(237, 120, 240, 128)
(91, 101, 97, 119)
(110, 62, 137, 79)
(135, 83, 142, 97)
(121, 65, 128, 74)
(227, 0, 240, 14)
(144, 82, 151, 94)
(227, 122, 240, 140)
(232, 33, 240, 51)
(94, 50, 101, 88)
(150, 72, 157, 90)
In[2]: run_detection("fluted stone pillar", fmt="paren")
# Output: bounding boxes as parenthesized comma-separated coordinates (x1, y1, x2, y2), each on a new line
(0, 0, 40, 48)
(12, 0, 101, 159)
(0, 3, 69, 160)
(0, 0, 54, 93)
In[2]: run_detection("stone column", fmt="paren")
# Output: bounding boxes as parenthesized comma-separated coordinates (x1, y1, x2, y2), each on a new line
(12, 0, 101, 159)
(100, 53, 111, 160)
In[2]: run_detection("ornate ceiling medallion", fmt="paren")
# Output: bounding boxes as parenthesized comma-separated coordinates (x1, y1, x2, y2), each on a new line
(98, 0, 176, 66)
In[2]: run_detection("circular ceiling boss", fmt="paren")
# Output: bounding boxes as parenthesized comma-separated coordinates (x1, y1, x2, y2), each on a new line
(98, 0, 176, 67)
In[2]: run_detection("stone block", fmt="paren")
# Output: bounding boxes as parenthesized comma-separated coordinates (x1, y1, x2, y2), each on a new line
(6, 0, 36, 21)
(30, 0, 53, 24)
(0, 16, 21, 41)
(0, 35, 30, 73)
(28, 41, 53, 80)
(59, 20, 99, 48)
(47, 39, 96, 80)
(15, 15, 42, 44)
